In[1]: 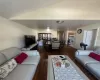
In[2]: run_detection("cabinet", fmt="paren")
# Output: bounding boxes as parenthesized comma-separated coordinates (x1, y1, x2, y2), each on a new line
(38, 33, 51, 41)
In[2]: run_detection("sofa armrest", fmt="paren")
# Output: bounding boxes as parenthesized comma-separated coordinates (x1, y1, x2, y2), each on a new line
(75, 50, 93, 56)
(28, 43, 38, 50)
(21, 50, 40, 57)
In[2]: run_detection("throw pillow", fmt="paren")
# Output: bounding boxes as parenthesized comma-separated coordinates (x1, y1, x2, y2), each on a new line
(14, 53, 28, 64)
(0, 59, 17, 79)
(95, 54, 100, 61)
(7, 59, 17, 72)
(89, 52, 97, 59)
(0, 63, 9, 79)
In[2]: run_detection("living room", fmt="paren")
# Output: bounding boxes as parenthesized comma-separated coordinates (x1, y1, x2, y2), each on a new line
(0, 0, 100, 80)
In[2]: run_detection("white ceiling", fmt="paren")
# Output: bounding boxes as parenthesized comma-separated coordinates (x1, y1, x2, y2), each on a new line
(0, 0, 61, 18)
(0, 0, 100, 19)
(11, 0, 100, 20)
(13, 20, 100, 30)
(1, 0, 100, 30)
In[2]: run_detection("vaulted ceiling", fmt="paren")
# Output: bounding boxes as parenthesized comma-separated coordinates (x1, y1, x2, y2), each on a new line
(0, 0, 100, 30)
(0, 0, 100, 19)
(0, 0, 62, 18)
(11, 0, 100, 20)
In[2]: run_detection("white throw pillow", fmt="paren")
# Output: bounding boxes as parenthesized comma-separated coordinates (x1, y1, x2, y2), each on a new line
(0, 59, 17, 79)
(0, 63, 9, 79)
(7, 59, 17, 72)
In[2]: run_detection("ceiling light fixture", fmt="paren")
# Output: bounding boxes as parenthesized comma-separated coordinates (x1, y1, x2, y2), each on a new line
(56, 20, 64, 24)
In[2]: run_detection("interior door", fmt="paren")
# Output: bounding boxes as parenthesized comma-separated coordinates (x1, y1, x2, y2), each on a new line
(83, 30, 97, 49)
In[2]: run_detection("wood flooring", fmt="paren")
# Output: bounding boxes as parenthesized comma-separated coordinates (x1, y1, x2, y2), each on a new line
(33, 46, 97, 80)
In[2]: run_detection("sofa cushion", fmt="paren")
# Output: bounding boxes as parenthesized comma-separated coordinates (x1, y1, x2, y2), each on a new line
(86, 63, 100, 78)
(15, 53, 28, 64)
(1, 47, 21, 60)
(76, 55, 99, 65)
(4, 64, 37, 80)
(0, 53, 7, 65)
(22, 56, 40, 65)
(21, 50, 39, 56)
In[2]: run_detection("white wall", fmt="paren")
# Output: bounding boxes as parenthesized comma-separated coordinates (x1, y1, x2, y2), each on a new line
(75, 23, 100, 49)
(31, 29, 38, 40)
(0, 16, 33, 50)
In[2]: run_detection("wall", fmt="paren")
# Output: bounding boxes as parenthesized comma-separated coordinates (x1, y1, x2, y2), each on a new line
(32, 29, 38, 40)
(75, 23, 100, 49)
(0, 16, 33, 50)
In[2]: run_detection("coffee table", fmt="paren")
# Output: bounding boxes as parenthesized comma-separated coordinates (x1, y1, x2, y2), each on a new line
(47, 55, 89, 80)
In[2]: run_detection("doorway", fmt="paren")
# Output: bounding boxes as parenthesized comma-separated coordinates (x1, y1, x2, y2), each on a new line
(67, 31, 75, 47)
(83, 29, 97, 50)
(57, 31, 65, 41)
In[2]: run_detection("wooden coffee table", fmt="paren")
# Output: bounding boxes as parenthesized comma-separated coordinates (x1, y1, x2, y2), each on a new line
(47, 55, 89, 80)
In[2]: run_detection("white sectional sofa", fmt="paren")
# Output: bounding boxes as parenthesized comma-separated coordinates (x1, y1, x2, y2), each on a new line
(75, 49, 100, 80)
(0, 47, 40, 80)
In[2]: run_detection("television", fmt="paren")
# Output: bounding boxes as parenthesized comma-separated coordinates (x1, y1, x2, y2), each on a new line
(24, 35, 36, 48)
